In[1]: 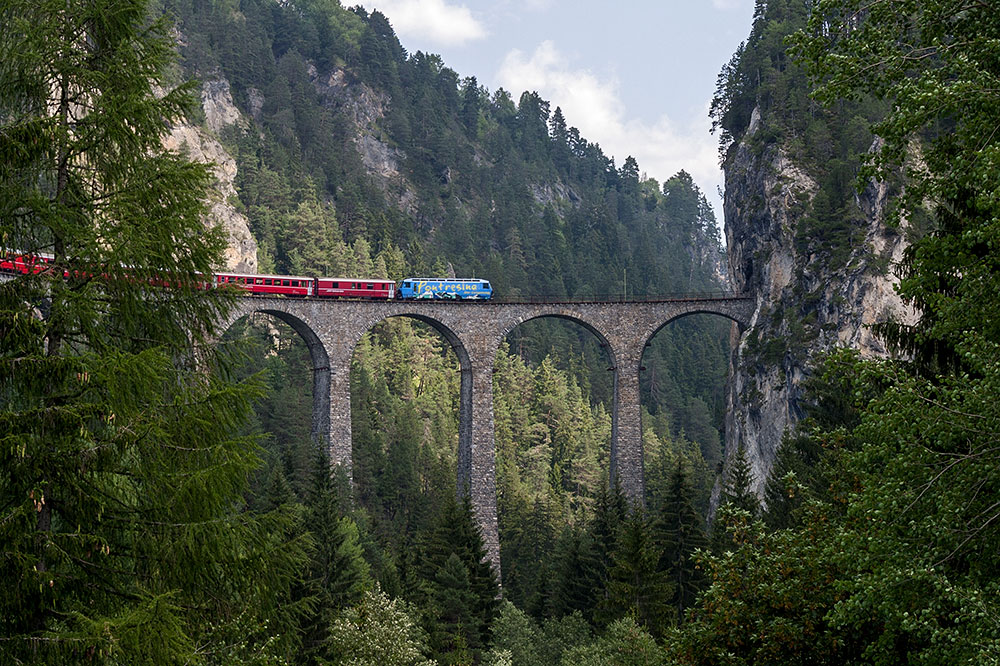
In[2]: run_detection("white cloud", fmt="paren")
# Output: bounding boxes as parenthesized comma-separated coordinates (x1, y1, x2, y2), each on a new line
(364, 0, 487, 47)
(497, 42, 723, 216)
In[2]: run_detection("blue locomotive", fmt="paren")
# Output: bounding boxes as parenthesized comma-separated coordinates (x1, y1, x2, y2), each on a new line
(397, 278, 493, 300)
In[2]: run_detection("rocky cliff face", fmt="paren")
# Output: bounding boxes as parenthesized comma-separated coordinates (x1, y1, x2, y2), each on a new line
(310, 67, 420, 217)
(163, 79, 257, 273)
(720, 107, 916, 500)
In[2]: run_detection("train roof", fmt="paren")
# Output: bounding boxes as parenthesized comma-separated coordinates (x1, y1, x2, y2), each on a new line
(214, 272, 315, 281)
(315, 277, 396, 282)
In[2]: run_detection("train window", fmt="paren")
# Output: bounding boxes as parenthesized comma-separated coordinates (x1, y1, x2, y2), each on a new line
(265, 279, 272, 286)
(331, 282, 339, 288)
(291, 280, 298, 287)
(367, 283, 374, 289)
(255, 278, 263, 285)
(282, 280, 289, 286)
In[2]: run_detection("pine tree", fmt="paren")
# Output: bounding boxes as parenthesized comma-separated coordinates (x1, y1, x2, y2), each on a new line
(0, 1, 307, 661)
(546, 524, 602, 619)
(712, 442, 761, 553)
(428, 552, 479, 664)
(299, 454, 372, 663)
(261, 463, 297, 511)
(417, 495, 500, 663)
(599, 509, 673, 636)
(655, 462, 708, 623)
(722, 441, 760, 515)
(589, 478, 628, 591)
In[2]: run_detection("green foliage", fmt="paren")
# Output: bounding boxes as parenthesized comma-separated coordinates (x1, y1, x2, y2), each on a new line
(560, 617, 668, 666)
(711, 442, 760, 553)
(325, 586, 436, 666)
(599, 509, 673, 636)
(673, 504, 849, 665)
(654, 463, 708, 623)
(297, 458, 373, 662)
(486, 603, 594, 666)
(0, 0, 307, 662)
(486, 602, 543, 666)
(416, 497, 499, 665)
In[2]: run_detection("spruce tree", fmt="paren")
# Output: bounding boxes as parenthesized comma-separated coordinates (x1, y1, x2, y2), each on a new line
(712, 442, 760, 553)
(417, 495, 499, 662)
(0, 0, 306, 661)
(599, 509, 673, 636)
(546, 524, 601, 619)
(656, 462, 708, 623)
(428, 552, 479, 664)
(721, 442, 760, 515)
(299, 454, 372, 664)
(588, 478, 628, 619)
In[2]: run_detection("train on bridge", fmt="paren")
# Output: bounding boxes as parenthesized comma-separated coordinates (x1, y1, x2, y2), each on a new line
(0, 250, 493, 301)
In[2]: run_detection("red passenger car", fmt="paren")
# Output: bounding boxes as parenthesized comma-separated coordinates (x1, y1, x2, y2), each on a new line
(214, 272, 314, 297)
(0, 250, 54, 275)
(315, 278, 395, 299)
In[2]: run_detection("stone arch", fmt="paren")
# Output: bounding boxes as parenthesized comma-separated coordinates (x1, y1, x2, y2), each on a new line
(351, 309, 501, 575)
(634, 307, 744, 501)
(351, 311, 475, 489)
(351, 311, 472, 366)
(496, 310, 627, 493)
(640, 306, 748, 351)
(215, 302, 333, 455)
(497, 311, 620, 370)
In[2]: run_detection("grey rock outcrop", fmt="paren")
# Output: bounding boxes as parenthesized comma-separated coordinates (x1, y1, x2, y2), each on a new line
(163, 79, 257, 273)
(310, 67, 420, 217)
(720, 107, 917, 501)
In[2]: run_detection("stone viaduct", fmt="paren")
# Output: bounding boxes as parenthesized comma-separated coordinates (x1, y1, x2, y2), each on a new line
(220, 296, 754, 576)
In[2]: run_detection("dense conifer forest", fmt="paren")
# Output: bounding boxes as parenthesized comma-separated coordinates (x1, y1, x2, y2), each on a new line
(4, 0, 1000, 663)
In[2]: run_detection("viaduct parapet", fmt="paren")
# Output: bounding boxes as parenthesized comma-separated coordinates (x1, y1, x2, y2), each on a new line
(219, 296, 754, 577)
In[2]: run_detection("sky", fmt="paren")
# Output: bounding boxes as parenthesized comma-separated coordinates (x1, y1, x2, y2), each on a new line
(358, 0, 757, 227)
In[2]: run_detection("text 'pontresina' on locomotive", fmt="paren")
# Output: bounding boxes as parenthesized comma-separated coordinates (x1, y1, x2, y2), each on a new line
(396, 278, 493, 300)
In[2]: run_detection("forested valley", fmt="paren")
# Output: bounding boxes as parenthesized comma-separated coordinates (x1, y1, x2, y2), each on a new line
(4, 0, 1000, 663)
